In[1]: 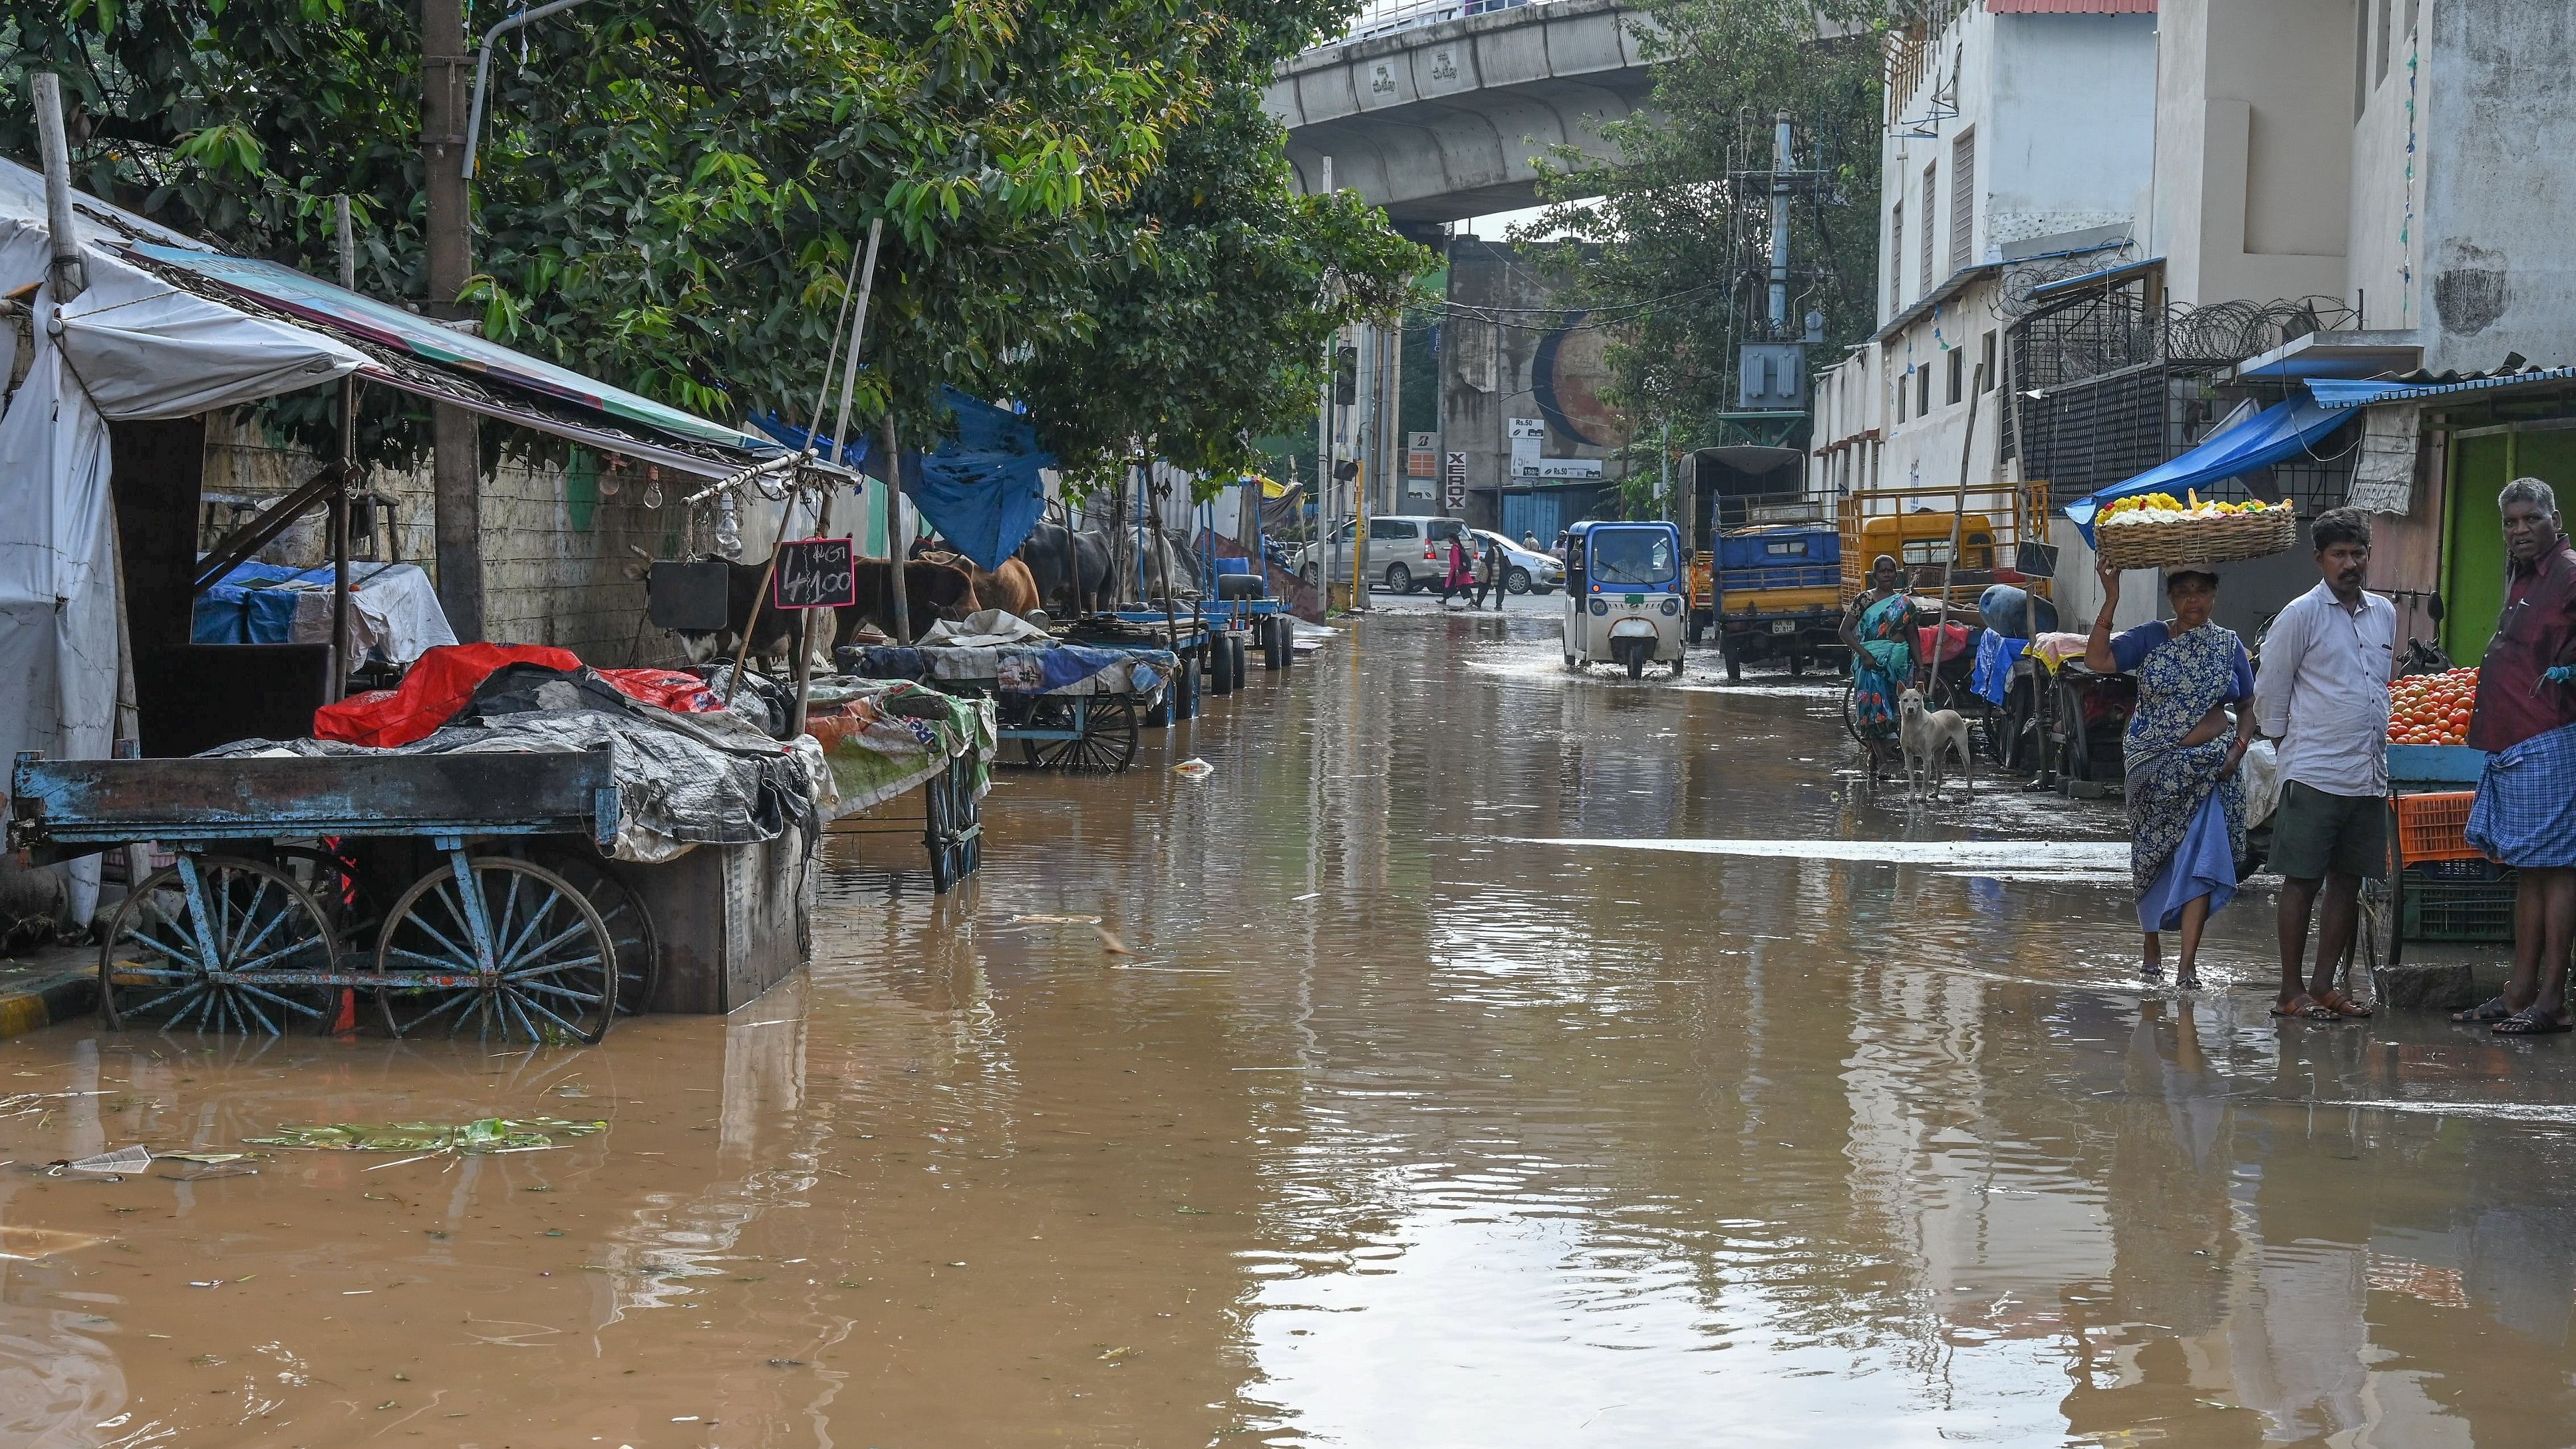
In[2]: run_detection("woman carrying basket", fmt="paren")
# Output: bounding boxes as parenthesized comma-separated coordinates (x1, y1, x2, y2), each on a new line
(2088, 558, 2256, 988)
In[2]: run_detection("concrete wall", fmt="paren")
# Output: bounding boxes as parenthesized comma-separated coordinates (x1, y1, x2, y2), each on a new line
(1985, 15, 2158, 259)
(1439, 239, 1629, 528)
(2417, 0, 2576, 370)
(2152, 0, 2358, 308)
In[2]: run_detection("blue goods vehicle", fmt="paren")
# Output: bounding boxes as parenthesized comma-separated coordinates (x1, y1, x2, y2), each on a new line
(1701, 523, 1845, 682)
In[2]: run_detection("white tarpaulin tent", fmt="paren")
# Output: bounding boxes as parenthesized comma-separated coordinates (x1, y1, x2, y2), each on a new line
(0, 174, 368, 922)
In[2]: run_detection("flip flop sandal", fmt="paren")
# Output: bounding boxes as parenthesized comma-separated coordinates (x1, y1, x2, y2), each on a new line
(2452, 995, 2517, 1024)
(2270, 999, 2327, 1020)
(2492, 1006, 2575, 1036)
(2313, 990, 2375, 1019)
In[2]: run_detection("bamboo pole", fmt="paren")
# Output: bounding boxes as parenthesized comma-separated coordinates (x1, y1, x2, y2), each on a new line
(883, 414, 912, 645)
(1927, 364, 1986, 699)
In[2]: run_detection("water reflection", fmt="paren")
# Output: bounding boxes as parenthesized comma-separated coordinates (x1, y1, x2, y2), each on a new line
(0, 613, 2572, 1443)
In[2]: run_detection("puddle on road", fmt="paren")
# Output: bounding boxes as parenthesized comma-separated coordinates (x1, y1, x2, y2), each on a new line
(0, 618, 2566, 1446)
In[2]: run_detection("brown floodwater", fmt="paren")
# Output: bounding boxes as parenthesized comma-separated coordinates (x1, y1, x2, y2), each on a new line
(6, 607, 2576, 1448)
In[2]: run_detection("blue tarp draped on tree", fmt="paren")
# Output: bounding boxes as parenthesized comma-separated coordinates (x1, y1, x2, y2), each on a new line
(753, 387, 1054, 571)
(2061, 396, 2357, 542)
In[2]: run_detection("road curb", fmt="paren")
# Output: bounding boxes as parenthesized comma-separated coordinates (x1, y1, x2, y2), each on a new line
(0, 970, 96, 1040)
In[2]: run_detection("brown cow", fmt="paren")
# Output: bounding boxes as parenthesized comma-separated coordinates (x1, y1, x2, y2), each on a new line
(921, 551, 1042, 620)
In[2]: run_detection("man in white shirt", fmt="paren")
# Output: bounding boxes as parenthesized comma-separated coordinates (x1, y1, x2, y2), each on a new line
(2254, 507, 2395, 1021)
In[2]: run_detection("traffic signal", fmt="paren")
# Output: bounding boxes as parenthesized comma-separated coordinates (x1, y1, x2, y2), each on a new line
(1332, 344, 1358, 406)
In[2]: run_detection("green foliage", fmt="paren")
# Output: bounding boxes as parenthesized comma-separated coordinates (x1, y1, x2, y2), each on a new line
(1511, 0, 1894, 449)
(2, 0, 1417, 489)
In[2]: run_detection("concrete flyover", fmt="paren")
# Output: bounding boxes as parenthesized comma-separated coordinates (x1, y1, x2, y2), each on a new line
(1265, 0, 1655, 225)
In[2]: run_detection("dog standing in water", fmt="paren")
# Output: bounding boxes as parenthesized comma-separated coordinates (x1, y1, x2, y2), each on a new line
(1897, 687, 1974, 797)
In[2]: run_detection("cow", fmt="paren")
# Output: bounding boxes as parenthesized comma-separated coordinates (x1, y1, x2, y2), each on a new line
(667, 558, 828, 673)
(834, 557, 979, 648)
(919, 549, 1042, 620)
(1016, 521, 1111, 616)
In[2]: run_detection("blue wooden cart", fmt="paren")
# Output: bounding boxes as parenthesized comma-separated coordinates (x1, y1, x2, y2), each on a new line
(8, 748, 649, 1042)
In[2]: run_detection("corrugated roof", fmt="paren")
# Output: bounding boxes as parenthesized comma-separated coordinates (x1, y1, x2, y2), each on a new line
(1987, 0, 2156, 12)
(2309, 368, 2576, 410)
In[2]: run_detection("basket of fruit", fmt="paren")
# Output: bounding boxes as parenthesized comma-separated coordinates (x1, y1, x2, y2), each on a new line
(2093, 491, 2299, 570)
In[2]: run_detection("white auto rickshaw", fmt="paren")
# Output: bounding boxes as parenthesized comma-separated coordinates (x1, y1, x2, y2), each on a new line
(1561, 520, 1687, 678)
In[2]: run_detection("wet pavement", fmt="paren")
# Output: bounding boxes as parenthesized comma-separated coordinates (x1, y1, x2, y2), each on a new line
(5, 607, 2576, 1447)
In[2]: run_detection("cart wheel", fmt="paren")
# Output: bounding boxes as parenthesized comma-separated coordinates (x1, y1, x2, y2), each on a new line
(1230, 632, 1250, 688)
(376, 856, 617, 1044)
(1841, 679, 1864, 744)
(1670, 654, 1686, 678)
(98, 856, 338, 1035)
(530, 850, 660, 1017)
(2354, 874, 2396, 995)
(1023, 694, 1141, 773)
(1274, 615, 1296, 670)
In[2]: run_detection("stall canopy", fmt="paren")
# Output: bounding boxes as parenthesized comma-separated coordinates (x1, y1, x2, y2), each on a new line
(754, 386, 1054, 571)
(2307, 368, 2576, 411)
(2061, 395, 2358, 539)
(1, 158, 810, 922)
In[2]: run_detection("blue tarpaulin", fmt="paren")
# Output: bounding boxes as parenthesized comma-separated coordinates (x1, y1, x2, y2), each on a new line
(2062, 396, 2357, 541)
(753, 387, 1053, 571)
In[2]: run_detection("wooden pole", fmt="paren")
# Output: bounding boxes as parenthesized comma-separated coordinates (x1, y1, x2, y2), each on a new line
(329, 195, 357, 702)
(1928, 365, 1986, 694)
(883, 414, 912, 645)
(422, 0, 484, 640)
(723, 480, 805, 708)
(790, 219, 882, 737)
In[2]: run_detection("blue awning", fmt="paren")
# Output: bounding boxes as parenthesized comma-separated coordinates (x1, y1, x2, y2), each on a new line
(2063, 396, 2357, 540)
(754, 387, 1054, 571)
(2309, 368, 2576, 410)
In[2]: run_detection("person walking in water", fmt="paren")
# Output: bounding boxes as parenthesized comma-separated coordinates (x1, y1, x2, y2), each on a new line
(2088, 561, 2255, 988)
(2255, 507, 2393, 1022)
(1838, 555, 1915, 780)
(1440, 535, 1475, 607)
(2458, 479, 2576, 1035)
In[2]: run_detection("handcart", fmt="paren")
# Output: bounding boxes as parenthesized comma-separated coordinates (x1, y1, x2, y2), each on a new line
(9, 747, 648, 1043)
(837, 642, 1179, 773)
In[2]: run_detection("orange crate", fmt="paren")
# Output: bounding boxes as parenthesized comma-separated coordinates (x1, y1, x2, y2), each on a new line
(2396, 791, 2479, 864)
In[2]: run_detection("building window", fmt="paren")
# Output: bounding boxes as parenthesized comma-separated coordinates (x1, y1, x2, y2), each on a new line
(1979, 331, 1997, 392)
(1920, 163, 1937, 293)
(1949, 129, 1975, 271)
(1945, 347, 1963, 406)
(1917, 362, 1932, 417)
(1890, 202, 1904, 313)
(1894, 366, 1906, 423)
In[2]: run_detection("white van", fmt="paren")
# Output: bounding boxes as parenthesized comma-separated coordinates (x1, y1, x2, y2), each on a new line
(1292, 515, 1473, 593)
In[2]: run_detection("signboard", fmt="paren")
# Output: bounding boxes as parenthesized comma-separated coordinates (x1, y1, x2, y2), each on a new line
(1406, 432, 1437, 478)
(771, 537, 858, 609)
(1506, 417, 1547, 440)
(1443, 452, 1468, 509)
(1532, 457, 1605, 480)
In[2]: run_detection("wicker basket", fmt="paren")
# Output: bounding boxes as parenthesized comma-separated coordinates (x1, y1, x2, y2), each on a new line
(2094, 507, 2299, 570)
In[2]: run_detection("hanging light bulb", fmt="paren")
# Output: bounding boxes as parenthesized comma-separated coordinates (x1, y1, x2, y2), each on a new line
(597, 460, 621, 498)
(643, 478, 664, 509)
(714, 491, 744, 558)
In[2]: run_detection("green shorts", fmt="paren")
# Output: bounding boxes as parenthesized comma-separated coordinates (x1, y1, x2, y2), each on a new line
(2270, 780, 2390, 882)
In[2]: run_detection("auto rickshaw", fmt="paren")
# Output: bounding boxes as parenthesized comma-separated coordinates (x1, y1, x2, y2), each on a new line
(1561, 520, 1687, 679)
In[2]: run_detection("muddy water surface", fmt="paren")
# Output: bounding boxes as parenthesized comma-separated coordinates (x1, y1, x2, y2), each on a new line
(5, 610, 2576, 1448)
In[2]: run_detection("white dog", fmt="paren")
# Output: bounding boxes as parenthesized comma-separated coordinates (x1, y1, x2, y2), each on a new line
(1896, 687, 1973, 797)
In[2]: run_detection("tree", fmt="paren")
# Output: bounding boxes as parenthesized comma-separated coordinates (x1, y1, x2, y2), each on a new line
(1008, 23, 1431, 500)
(1510, 0, 1893, 460)
(1, 0, 1412, 485)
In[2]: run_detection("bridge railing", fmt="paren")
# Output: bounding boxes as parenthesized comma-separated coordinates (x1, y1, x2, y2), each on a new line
(1327, 0, 1554, 47)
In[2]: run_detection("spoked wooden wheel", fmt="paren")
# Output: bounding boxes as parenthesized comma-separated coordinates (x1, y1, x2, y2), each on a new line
(376, 857, 617, 1043)
(98, 856, 338, 1035)
(1020, 694, 1139, 773)
(530, 851, 660, 1016)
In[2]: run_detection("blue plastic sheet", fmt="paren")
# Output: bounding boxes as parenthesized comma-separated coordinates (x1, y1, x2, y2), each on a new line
(2061, 396, 2356, 541)
(193, 563, 335, 644)
(754, 387, 1054, 572)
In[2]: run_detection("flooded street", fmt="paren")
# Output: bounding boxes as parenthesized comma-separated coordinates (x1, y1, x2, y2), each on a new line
(9, 608, 2576, 1448)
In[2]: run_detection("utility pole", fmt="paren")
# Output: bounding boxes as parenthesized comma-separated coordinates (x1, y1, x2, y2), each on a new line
(1768, 110, 1793, 336)
(422, 0, 484, 640)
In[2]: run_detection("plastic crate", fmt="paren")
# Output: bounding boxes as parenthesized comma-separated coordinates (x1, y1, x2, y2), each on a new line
(2413, 856, 2507, 882)
(2402, 866, 2517, 943)
(2395, 791, 2479, 863)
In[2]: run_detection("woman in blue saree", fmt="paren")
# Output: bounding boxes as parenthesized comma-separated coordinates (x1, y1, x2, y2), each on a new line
(1838, 554, 1916, 779)
(2086, 561, 2256, 986)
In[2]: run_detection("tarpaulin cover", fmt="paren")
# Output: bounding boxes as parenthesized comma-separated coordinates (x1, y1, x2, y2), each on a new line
(190, 561, 458, 662)
(837, 643, 1170, 696)
(755, 386, 1052, 571)
(313, 643, 721, 747)
(2062, 396, 2357, 539)
(804, 678, 996, 816)
(212, 686, 832, 862)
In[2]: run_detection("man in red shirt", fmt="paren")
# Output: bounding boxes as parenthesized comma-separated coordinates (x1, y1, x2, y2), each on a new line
(2461, 478, 2576, 1034)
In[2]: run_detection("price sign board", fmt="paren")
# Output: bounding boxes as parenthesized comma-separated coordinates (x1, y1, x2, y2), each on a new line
(771, 537, 859, 610)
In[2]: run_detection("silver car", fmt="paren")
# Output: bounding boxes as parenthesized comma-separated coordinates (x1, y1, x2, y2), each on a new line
(1292, 515, 1472, 593)
(1469, 529, 1564, 595)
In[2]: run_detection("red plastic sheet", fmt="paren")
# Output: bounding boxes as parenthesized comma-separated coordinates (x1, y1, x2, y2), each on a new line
(313, 645, 721, 747)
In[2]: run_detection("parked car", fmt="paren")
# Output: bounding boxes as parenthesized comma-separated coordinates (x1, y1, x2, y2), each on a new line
(1291, 515, 1471, 592)
(1468, 529, 1564, 594)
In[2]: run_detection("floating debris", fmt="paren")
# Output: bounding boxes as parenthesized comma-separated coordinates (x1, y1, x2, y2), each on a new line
(50, 1145, 151, 1178)
(1006, 914, 1101, 925)
(1096, 926, 1133, 956)
(0, 1224, 102, 1261)
(245, 1118, 607, 1155)
(1172, 757, 1213, 779)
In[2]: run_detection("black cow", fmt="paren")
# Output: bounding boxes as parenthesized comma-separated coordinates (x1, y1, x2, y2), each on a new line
(1016, 522, 1112, 615)
(670, 559, 821, 671)
(834, 557, 979, 646)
